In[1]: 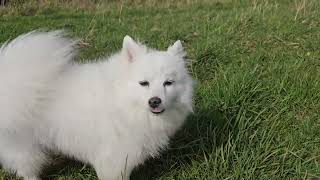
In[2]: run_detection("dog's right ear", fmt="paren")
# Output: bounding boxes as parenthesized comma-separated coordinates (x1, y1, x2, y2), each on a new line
(167, 40, 186, 58)
(122, 35, 146, 62)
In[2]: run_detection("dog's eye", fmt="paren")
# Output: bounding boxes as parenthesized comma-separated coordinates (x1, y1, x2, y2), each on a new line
(139, 81, 149, 86)
(163, 80, 174, 86)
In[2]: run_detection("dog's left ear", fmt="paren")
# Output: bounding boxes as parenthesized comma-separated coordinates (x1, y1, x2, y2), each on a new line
(122, 35, 146, 62)
(167, 40, 186, 58)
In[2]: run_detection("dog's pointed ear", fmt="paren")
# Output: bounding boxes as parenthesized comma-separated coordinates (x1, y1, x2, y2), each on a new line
(167, 40, 186, 58)
(122, 35, 146, 62)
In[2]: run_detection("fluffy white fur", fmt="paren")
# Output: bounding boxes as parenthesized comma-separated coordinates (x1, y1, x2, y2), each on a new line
(0, 31, 76, 180)
(0, 31, 193, 180)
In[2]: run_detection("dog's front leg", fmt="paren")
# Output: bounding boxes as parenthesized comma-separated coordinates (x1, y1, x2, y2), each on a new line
(93, 155, 134, 180)
(95, 166, 131, 180)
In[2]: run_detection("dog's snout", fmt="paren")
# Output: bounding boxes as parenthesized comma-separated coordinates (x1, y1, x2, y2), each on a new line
(148, 97, 162, 108)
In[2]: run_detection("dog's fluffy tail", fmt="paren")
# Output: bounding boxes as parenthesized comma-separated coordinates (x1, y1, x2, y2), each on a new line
(0, 31, 77, 123)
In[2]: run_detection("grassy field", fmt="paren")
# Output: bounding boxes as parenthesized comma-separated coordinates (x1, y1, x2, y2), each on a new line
(0, 0, 320, 179)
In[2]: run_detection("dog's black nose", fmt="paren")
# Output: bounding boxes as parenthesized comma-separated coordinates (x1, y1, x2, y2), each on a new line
(149, 97, 162, 108)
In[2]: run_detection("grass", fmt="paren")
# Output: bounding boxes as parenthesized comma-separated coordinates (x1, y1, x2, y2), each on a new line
(0, 0, 320, 179)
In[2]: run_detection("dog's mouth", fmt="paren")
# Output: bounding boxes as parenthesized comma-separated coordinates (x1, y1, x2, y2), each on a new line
(150, 107, 165, 114)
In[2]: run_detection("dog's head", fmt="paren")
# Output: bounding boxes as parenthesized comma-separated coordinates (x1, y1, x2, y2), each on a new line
(121, 36, 193, 116)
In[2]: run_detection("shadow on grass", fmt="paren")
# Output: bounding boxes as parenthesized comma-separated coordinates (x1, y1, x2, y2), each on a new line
(41, 157, 97, 180)
(131, 107, 235, 179)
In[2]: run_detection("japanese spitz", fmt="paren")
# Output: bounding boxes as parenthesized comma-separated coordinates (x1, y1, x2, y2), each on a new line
(0, 31, 193, 180)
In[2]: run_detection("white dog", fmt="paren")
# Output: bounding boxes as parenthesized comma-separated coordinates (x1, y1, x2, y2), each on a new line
(0, 31, 194, 180)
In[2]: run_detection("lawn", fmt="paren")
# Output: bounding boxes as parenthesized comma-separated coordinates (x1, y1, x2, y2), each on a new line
(0, 0, 320, 179)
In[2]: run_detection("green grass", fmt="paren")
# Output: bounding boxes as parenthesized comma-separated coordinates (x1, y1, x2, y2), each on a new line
(1, 0, 320, 179)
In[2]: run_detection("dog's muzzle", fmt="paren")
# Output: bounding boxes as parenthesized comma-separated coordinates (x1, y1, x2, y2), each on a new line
(148, 97, 165, 114)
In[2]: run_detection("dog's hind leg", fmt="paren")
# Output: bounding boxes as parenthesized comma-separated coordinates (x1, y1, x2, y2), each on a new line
(0, 145, 47, 180)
